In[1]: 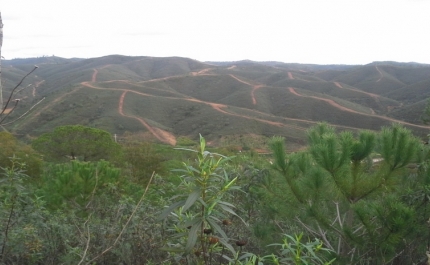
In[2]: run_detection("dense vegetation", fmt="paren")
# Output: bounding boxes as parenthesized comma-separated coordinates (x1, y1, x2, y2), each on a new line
(1, 123, 429, 264)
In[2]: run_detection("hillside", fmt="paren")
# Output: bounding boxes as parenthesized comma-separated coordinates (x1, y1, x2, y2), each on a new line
(2, 56, 430, 149)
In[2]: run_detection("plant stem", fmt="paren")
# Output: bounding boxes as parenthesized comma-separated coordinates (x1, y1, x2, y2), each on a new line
(0, 194, 16, 261)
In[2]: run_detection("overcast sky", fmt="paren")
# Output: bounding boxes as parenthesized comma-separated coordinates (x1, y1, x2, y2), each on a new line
(2, 0, 430, 65)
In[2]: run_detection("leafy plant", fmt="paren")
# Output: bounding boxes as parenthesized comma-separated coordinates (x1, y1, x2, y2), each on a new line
(159, 134, 244, 264)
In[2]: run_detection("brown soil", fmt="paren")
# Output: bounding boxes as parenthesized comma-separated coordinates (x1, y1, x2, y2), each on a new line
(118, 91, 176, 145)
(229, 75, 264, 105)
(334, 82, 381, 103)
(84, 68, 177, 145)
(33, 80, 45, 97)
(190, 68, 213, 76)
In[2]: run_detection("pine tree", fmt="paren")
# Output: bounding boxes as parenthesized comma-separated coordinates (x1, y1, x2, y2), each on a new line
(268, 123, 423, 263)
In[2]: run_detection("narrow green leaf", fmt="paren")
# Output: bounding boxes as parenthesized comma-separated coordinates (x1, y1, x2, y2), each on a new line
(174, 147, 198, 153)
(218, 238, 236, 256)
(223, 176, 238, 190)
(207, 217, 228, 239)
(185, 219, 202, 252)
(182, 189, 200, 212)
(199, 134, 206, 152)
(157, 200, 186, 220)
(218, 201, 235, 208)
(218, 203, 247, 225)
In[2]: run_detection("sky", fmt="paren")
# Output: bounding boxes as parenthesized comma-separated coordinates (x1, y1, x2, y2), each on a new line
(2, 0, 430, 65)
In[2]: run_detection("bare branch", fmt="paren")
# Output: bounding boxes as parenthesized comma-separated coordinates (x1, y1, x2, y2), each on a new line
(0, 99, 19, 124)
(0, 97, 45, 126)
(1, 65, 38, 115)
(77, 214, 93, 265)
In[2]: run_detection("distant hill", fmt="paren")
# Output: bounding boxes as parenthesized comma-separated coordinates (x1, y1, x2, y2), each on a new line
(3, 55, 430, 150)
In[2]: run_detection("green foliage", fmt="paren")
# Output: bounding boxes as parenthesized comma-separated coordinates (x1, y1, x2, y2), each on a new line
(1, 120, 428, 264)
(36, 160, 121, 210)
(176, 136, 198, 146)
(121, 140, 164, 183)
(0, 131, 42, 177)
(159, 134, 244, 264)
(32, 125, 121, 162)
(264, 233, 335, 265)
(265, 123, 424, 264)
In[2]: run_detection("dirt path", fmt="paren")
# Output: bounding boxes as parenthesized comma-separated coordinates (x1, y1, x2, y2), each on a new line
(83, 76, 310, 134)
(28, 87, 82, 122)
(83, 73, 399, 135)
(83, 68, 430, 141)
(227, 65, 236, 70)
(88, 68, 177, 145)
(288, 87, 430, 129)
(375, 66, 383, 82)
(288, 72, 294, 80)
(334, 81, 380, 103)
(229, 74, 264, 105)
(91, 69, 98, 82)
(190, 68, 213, 76)
(33, 80, 45, 97)
(118, 91, 176, 145)
(289, 87, 362, 114)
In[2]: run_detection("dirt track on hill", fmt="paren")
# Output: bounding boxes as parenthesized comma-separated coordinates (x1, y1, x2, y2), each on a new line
(289, 87, 362, 114)
(288, 87, 430, 129)
(33, 80, 45, 97)
(118, 91, 177, 145)
(334, 81, 381, 103)
(375, 66, 383, 82)
(229, 75, 264, 105)
(78, 66, 430, 145)
(83, 68, 177, 145)
(81, 68, 317, 140)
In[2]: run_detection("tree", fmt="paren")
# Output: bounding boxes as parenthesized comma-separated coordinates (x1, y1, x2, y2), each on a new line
(266, 123, 424, 264)
(32, 125, 120, 162)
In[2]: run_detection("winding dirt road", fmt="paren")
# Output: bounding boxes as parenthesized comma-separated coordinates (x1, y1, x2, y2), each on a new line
(375, 65, 383, 82)
(334, 81, 380, 103)
(33, 80, 45, 97)
(288, 87, 430, 129)
(76, 65, 430, 145)
(81, 68, 314, 141)
(289, 87, 360, 114)
(85, 68, 177, 145)
(229, 74, 264, 105)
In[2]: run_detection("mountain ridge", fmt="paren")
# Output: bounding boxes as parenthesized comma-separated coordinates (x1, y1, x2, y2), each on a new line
(3, 55, 430, 149)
